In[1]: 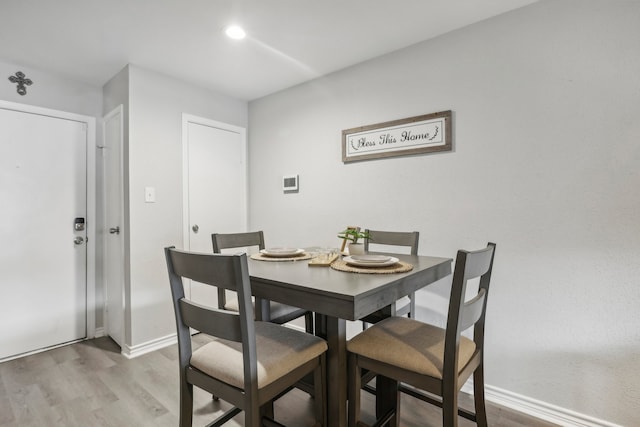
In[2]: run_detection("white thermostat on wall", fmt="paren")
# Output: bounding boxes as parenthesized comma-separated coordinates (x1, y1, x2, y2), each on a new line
(283, 174, 299, 193)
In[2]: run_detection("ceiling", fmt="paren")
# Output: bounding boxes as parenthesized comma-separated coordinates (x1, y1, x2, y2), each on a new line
(0, 0, 536, 101)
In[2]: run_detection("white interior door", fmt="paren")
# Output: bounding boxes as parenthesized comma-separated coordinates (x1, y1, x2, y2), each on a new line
(182, 115, 247, 306)
(0, 104, 88, 360)
(103, 105, 125, 348)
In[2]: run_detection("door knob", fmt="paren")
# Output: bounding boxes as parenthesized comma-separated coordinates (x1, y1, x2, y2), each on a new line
(74, 237, 85, 245)
(109, 226, 120, 234)
(192, 224, 199, 233)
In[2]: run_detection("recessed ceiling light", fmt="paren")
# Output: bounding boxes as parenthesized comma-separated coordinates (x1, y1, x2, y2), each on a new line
(225, 25, 246, 40)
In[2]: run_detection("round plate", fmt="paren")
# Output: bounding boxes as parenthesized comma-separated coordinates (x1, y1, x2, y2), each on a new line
(349, 255, 392, 263)
(344, 256, 399, 267)
(260, 248, 305, 258)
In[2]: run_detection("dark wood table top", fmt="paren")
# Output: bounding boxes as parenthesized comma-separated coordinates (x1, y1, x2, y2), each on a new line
(248, 253, 452, 320)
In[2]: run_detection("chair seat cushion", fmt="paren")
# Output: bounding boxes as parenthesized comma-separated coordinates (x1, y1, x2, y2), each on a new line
(224, 298, 304, 320)
(347, 317, 476, 379)
(190, 321, 327, 389)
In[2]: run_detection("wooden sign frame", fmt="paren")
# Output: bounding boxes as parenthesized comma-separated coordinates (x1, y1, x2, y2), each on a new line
(342, 110, 452, 163)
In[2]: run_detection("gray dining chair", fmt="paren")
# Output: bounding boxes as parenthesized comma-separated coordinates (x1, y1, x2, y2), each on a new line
(361, 229, 419, 326)
(212, 231, 314, 333)
(347, 242, 496, 427)
(165, 247, 327, 427)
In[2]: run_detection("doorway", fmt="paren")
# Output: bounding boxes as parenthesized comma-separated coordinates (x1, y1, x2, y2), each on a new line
(0, 101, 96, 360)
(182, 114, 247, 306)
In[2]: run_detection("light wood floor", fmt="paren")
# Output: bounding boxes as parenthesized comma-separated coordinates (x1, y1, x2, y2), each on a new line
(0, 335, 557, 426)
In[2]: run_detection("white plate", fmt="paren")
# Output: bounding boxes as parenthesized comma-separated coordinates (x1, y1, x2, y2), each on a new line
(344, 256, 399, 267)
(349, 255, 392, 263)
(260, 248, 305, 258)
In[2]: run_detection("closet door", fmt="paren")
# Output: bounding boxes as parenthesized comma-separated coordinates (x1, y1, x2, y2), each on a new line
(0, 104, 88, 360)
(182, 115, 247, 307)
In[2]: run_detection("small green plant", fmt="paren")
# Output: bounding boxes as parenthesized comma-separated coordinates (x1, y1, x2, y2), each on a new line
(337, 228, 371, 244)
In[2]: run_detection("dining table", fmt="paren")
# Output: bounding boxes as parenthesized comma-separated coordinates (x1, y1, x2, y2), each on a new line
(247, 250, 452, 427)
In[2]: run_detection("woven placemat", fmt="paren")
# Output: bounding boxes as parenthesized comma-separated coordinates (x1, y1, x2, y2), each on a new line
(250, 253, 312, 262)
(330, 260, 413, 274)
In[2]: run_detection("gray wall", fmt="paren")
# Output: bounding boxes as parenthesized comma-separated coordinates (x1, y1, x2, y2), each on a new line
(120, 65, 248, 348)
(247, 1, 640, 424)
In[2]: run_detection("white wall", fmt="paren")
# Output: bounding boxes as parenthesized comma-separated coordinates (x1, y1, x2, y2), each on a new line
(124, 65, 248, 348)
(248, 1, 640, 425)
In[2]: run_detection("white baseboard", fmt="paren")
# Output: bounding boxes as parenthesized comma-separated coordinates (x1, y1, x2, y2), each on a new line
(121, 333, 177, 359)
(93, 327, 105, 338)
(461, 383, 621, 427)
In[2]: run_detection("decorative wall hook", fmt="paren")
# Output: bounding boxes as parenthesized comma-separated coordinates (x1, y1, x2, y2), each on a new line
(8, 71, 33, 96)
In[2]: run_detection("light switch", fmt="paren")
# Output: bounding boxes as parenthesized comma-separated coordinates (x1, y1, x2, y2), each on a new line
(145, 186, 156, 203)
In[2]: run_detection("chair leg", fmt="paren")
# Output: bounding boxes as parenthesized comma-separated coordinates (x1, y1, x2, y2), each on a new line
(408, 293, 416, 319)
(246, 401, 262, 427)
(260, 401, 275, 423)
(375, 375, 400, 427)
(442, 380, 459, 427)
(179, 381, 193, 427)
(313, 355, 327, 427)
(347, 353, 362, 427)
(305, 311, 314, 334)
(473, 365, 488, 427)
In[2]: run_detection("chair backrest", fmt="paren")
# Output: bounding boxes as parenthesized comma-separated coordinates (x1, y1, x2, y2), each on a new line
(211, 231, 265, 309)
(164, 247, 258, 391)
(364, 229, 419, 255)
(212, 231, 265, 253)
(443, 242, 496, 380)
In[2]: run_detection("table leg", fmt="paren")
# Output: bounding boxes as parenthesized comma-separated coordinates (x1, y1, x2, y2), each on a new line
(323, 315, 347, 427)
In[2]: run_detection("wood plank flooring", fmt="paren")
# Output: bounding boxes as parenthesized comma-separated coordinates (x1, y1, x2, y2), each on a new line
(0, 335, 558, 426)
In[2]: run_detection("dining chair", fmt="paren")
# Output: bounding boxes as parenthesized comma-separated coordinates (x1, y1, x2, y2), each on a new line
(212, 231, 314, 333)
(347, 242, 497, 427)
(165, 247, 327, 427)
(361, 229, 419, 326)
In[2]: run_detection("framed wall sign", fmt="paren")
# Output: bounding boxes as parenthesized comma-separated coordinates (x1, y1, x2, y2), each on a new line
(342, 110, 452, 163)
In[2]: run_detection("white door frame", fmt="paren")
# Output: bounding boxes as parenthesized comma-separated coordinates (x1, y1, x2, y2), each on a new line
(181, 114, 248, 254)
(0, 99, 96, 340)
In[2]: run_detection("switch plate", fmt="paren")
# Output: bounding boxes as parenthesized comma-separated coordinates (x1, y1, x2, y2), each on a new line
(145, 186, 156, 203)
